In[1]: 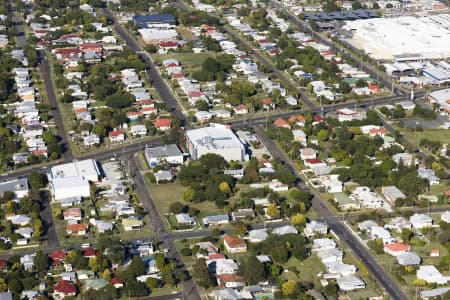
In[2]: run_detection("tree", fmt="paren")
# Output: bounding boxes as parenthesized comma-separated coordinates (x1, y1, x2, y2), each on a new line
(33, 250, 48, 274)
(195, 100, 209, 111)
(290, 213, 306, 230)
(169, 201, 186, 214)
(146, 277, 160, 290)
(401, 228, 413, 243)
(352, 1, 363, 9)
(199, 153, 227, 170)
(339, 81, 352, 94)
(367, 238, 384, 254)
(0, 278, 7, 292)
(282, 280, 297, 297)
(317, 129, 329, 141)
(232, 221, 247, 237)
(8, 279, 22, 295)
(28, 171, 48, 191)
(122, 280, 148, 297)
(89, 257, 100, 272)
(219, 182, 231, 195)
(192, 258, 213, 288)
(267, 204, 280, 219)
(237, 255, 265, 284)
(127, 257, 146, 277)
(355, 79, 368, 88)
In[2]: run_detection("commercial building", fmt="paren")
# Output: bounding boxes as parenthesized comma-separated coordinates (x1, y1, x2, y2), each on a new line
(49, 159, 100, 202)
(133, 14, 176, 29)
(0, 178, 29, 199)
(343, 15, 450, 61)
(144, 144, 184, 167)
(185, 124, 247, 162)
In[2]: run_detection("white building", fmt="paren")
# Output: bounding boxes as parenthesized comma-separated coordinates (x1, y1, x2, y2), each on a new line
(336, 275, 365, 291)
(410, 213, 433, 229)
(313, 238, 336, 251)
(351, 186, 390, 210)
(49, 159, 100, 201)
(185, 124, 247, 161)
(304, 220, 328, 238)
(144, 144, 184, 167)
(0, 178, 29, 199)
(417, 265, 450, 285)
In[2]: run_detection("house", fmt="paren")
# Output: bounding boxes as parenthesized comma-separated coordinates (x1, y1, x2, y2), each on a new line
(272, 225, 298, 235)
(48, 250, 66, 266)
(63, 208, 82, 221)
(130, 124, 147, 136)
(154, 118, 171, 131)
(15, 227, 33, 239)
(154, 170, 173, 183)
(231, 209, 254, 221)
(175, 213, 196, 226)
(304, 220, 328, 238)
(392, 153, 415, 166)
(336, 275, 365, 291)
(20, 254, 35, 271)
(66, 224, 89, 235)
(210, 288, 243, 300)
(397, 252, 421, 266)
(144, 144, 184, 167)
(317, 248, 344, 263)
(369, 226, 394, 244)
(430, 249, 440, 257)
(417, 265, 450, 284)
(420, 288, 450, 300)
(313, 238, 336, 251)
(383, 243, 411, 256)
(111, 278, 123, 289)
(208, 259, 239, 275)
(223, 235, 247, 253)
(91, 220, 113, 233)
(217, 274, 246, 288)
(336, 108, 366, 122)
(292, 129, 307, 144)
(203, 214, 229, 226)
(441, 211, 450, 223)
(109, 130, 125, 143)
(273, 118, 291, 129)
(382, 186, 406, 204)
(410, 213, 433, 229)
(83, 248, 97, 259)
(83, 134, 100, 147)
(53, 280, 76, 298)
(77, 270, 95, 280)
(418, 168, 440, 185)
(300, 148, 317, 161)
(85, 279, 108, 291)
(304, 159, 326, 169)
(10, 214, 31, 226)
(233, 105, 249, 115)
(384, 217, 412, 233)
(0, 293, 12, 300)
(325, 261, 357, 276)
(122, 218, 143, 231)
(248, 229, 268, 243)
(288, 114, 306, 127)
(79, 42, 102, 54)
(61, 272, 76, 282)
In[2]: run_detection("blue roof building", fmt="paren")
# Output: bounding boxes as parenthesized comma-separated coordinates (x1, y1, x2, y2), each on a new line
(133, 14, 176, 29)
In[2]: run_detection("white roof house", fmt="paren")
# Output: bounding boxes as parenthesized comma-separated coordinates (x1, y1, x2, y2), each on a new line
(417, 265, 450, 285)
(304, 220, 328, 238)
(336, 275, 365, 291)
(317, 248, 343, 263)
(313, 238, 336, 251)
(381, 186, 406, 203)
(441, 211, 450, 223)
(248, 229, 268, 243)
(384, 217, 412, 233)
(369, 226, 394, 244)
(175, 213, 195, 225)
(185, 124, 247, 162)
(325, 261, 357, 276)
(410, 213, 433, 229)
(397, 252, 421, 266)
(208, 259, 238, 275)
(358, 220, 379, 232)
(272, 225, 298, 236)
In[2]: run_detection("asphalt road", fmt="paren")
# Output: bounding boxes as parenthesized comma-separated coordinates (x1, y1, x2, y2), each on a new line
(129, 156, 201, 300)
(102, 8, 188, 129)
(253, 126, 410, 300)
(38, 50, 73, 160)
(174, 0, 318, 110)
(40, 191, 59, 249)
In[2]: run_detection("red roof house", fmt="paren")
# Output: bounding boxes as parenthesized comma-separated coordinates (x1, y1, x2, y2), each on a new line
(48, 250, 66, 266)
(208, 253, 226, 261)
(66, 223, 89, 236)
(383, 243, 411, 256)
(83, 247, 97, 258)
(159, 41, 179, 49)
(154, 118, 171, 131)
(0, 259, 8, 270)
(109, 129, 125, 143)
(53, 280, 76, 297)
(111, 277, 123, 289)
(79, 42, 102, 54)
(217, 274, 246, 288)
(223, 235, 247, 253)
(233, 105, 248, 115)
(274, 118, 291, 129)
(63, 208, 82, 221)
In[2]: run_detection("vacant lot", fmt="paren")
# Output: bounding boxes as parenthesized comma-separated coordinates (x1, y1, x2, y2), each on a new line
(152, 52, 215, 74)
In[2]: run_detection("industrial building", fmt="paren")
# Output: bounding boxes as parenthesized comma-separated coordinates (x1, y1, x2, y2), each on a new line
(49, 159, 101, 202)
(133, 14, 176, 29)
(343, 14, 450, 61)
(144, 144, 184, 167)
(186, 124, 247, 162)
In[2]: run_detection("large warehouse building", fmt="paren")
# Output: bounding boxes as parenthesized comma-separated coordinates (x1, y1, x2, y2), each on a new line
(185, 124, 247, 162)
(342, 14, 450, 61)
(49, 159, 101, 202)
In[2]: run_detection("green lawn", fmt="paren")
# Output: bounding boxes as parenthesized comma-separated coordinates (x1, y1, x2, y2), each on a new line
(144, 180, 226, 228)
(402, 128, 450, 145)
(152, 52, 216, 74)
